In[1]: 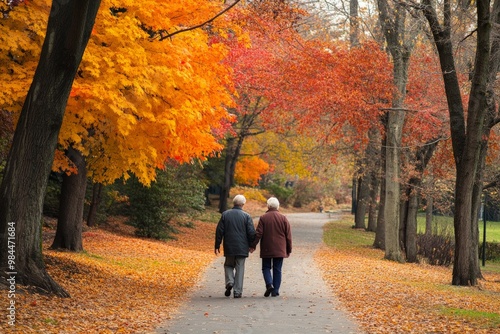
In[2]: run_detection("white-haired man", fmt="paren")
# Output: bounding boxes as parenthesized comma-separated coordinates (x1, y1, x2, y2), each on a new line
(215, 194, 255, 298)
(250, 197, 292, 297)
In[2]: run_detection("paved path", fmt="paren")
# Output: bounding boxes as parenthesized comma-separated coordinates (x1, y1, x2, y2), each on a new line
(155, 212, 362, 334)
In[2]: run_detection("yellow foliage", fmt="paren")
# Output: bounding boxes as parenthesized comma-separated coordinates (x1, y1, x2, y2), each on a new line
(230, 186, 269, 203)
(245, 132, 316, 178)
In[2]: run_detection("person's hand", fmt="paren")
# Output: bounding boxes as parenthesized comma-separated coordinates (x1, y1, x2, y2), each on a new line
(249, 247, 255, 253)
(215, 248, 220, 255)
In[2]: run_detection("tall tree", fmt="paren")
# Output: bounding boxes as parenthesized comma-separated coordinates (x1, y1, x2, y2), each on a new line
(0, 0, 101, 296)
(418, 0, 500, 285)
(377, 0, 420, 262)
(1, 0, 239, 250)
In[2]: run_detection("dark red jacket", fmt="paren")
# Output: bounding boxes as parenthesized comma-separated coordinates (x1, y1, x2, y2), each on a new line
(251, 209, 292, 258)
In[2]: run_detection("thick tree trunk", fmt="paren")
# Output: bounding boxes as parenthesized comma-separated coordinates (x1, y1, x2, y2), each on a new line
(354, 175, 369, 229)
(377, 0, 413, 263)
(87, 182, 103, 227)
(383, 60, 408, 263)
(0, 0, 101, 296)
(421, 0, 495, 285)
(51, 147, 87, 251)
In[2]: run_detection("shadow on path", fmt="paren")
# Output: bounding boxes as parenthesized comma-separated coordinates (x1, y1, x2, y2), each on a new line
(155, 212, 362, 334)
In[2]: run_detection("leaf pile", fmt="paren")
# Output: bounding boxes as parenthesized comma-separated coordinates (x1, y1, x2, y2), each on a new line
(1, 220, 216, 333)
(316, 222, 500, 334)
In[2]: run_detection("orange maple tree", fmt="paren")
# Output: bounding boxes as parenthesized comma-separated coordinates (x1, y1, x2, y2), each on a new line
(1, 0, 240, 185)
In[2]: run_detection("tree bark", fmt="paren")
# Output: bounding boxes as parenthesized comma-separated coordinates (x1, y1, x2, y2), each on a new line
(51, 147, 87, 251)
(373, 119, 387, 249)
(87, 182, 103, 227)
(0, 0, 101, 296)
(354, 174, 369, 229)
(405, 187, 419, 262)
(425, 194, 433, 235)
(351, 176, 357, 215)
(367, 169, 380, 232)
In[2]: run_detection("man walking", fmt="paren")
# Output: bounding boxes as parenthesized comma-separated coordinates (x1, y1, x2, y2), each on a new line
(215, 194, 255, 298)
(250, 197, 292, 297)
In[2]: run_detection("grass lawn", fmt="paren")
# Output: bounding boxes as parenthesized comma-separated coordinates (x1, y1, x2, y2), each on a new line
(416, 214, 500, 242)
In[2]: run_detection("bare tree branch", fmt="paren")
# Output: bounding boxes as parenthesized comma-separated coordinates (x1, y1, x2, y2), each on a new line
(157, 0, 242, 41)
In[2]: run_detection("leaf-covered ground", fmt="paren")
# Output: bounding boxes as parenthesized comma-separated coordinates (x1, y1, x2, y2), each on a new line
(1, 218, 217, 334)
(316, 219, 500, 334)
(2, 210, 499, 333)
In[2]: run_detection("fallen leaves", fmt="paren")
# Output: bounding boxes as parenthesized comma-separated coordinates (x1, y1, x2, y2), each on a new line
(316, 222, 500, 334)
(0, 220, 216, 334)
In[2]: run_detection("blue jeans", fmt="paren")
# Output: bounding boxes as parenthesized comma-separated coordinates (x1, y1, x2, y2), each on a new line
(262, 257, 284, 294)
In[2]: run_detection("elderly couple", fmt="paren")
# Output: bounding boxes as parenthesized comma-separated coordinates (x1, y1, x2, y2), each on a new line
(214, 195, 292, 298)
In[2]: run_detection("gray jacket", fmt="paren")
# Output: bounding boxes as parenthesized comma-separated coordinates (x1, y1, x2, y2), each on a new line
(215, 206, 255, 257)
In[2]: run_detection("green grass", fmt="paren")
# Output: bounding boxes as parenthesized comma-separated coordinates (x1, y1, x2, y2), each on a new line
(439, 307, 500, 329)
(323, 216, 375, 250)
(347, 214, 500, 273)
(416, 214, 500, 242)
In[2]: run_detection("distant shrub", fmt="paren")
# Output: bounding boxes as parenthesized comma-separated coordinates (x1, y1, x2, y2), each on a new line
(264, 183, 294, 206)
(125, 164, 206, 240)
(480, 242, 500, 262)
(417, 233, 454, 266)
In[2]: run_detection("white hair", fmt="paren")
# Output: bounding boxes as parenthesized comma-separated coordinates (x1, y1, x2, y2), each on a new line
(233, 194, 247, 206)
(267, 197, 280, 209)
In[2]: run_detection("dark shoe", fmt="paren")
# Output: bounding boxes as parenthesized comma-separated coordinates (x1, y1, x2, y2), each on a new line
(225, 283, 233, 297)
(234, 293, 242, 298)
(264, 284, 274, 297)
(271, 292, 279, 297)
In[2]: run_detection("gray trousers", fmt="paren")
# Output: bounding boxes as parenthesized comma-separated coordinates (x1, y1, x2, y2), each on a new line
(224, 256, 246, 295)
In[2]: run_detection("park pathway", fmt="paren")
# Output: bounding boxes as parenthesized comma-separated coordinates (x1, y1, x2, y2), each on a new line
(155, 212, 363, 334)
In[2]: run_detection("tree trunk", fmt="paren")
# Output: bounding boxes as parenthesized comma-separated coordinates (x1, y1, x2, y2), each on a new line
(366, 127, 381, 232)
(0, 0, 101, 296)
(367, 170, 379, 232)
(87, 182, 103, 227)
(405, 186, 419, 263)
(219, 136, 243, 213)
(351, 176, 357, 215)
(51, 147, 87, 251)
(350, 0, 359, 47)
(373, 121, 387, 249)
(425, 194, 433, 235)
(354, 175, 369, 229)
(377, 0, 414, 263)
